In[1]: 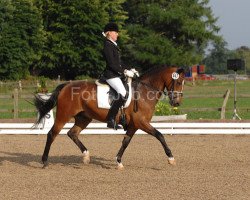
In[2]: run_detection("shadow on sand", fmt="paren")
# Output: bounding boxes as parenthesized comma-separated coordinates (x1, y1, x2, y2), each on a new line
(0, 151, 116, 169)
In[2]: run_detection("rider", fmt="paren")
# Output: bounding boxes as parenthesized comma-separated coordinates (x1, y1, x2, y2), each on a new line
(102, 22, 134, 130)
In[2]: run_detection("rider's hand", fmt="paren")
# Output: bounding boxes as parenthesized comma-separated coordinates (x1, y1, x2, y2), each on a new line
(131, 68, 139, 77)
(124, 69, 134, 78)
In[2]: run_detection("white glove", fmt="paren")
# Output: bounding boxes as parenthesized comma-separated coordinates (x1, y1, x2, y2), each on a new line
(124, 69, 134, 78)
(131, 68, 139, 77)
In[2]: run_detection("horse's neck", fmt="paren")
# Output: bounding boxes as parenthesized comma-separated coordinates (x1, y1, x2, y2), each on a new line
(135, 77, 164, 106)
(141, 73, 165, 92)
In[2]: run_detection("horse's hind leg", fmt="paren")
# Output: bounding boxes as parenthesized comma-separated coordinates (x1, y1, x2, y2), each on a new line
(67, 112, 92, 164)
(42, 119, 66, 168)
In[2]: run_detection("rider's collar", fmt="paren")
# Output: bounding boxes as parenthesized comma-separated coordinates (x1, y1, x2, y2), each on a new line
(107, 38, 117, 46)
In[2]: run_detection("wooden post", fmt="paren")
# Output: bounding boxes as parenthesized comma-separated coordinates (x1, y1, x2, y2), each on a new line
(192, 77, 195, 86)
(18, 80, 22, 91)
(57, 75, 61, 84)
(13, 88, 19, 119)
(37, 80, 41, 88)
(221, 89, 230, 119)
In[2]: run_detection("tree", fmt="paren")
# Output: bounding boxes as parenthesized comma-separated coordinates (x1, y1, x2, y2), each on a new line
(203, 40, 230, 74)
(203, 41, 247, 74)
(0, 0, 45, 80)
(34, 0, 128, 79)
(123, 0, 221, 70)
(235, 46, 250, 74)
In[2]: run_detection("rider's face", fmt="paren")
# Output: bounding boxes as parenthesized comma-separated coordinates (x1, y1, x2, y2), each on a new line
(108, 31, 119, 42)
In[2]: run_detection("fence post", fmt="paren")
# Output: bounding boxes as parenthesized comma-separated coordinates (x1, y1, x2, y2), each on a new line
(57, 75, 61, 84)
(13, 88, 19, 119)
(221, 89, 230, 119)
(18, 80, 22, 91)
(192, 77, 195, 86)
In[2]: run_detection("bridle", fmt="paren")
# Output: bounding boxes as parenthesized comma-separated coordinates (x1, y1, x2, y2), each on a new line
(132, 70, 184, 112)
(167, 78, 184, 103)
(138, 76, 184, 99)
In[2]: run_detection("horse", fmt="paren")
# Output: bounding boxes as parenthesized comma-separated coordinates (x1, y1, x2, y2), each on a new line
(34, 66, 185, 169)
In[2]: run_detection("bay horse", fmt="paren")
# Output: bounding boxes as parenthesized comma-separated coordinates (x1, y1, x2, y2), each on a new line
(34, 66, 185, 169)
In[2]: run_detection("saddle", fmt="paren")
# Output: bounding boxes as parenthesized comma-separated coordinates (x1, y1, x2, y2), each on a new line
(95, 79, 132, 109)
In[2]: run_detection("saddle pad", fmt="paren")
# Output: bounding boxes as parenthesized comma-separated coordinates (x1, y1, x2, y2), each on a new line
(96, 81, 132, 109)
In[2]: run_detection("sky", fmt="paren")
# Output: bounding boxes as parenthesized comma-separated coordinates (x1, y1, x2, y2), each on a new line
(208, 0, 250, 50)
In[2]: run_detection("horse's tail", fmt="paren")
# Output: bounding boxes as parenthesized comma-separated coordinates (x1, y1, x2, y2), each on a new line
(34, 82, 68, 126)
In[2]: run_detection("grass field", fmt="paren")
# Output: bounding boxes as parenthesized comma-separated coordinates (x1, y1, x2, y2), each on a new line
(0, 79, 250, 120)
(180, 79, 250, 119)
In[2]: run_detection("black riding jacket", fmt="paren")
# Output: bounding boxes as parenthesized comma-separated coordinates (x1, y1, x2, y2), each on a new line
(102, 39, 129, 79)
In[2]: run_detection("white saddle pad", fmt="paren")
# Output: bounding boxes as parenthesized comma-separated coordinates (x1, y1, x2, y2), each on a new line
(96, 80, 132, 109)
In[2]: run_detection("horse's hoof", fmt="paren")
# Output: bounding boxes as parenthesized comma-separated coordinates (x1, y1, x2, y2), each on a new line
(168, 157, 176, 165)
(83, 150, 90, 164)
(117, 162, 124, 170)
(42, 162, 49, 169)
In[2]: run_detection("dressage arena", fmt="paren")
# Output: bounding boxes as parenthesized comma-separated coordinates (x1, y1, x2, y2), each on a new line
(0, 133, 249, 199)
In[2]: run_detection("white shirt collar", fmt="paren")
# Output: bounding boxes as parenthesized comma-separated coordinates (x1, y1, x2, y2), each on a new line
(108, 38, 117, 46)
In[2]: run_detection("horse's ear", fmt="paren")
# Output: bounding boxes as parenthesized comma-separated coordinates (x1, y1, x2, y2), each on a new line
(177, 68, 185, 74)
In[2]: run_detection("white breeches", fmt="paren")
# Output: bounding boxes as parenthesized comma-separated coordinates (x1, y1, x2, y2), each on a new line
(106, 77, 126, 97)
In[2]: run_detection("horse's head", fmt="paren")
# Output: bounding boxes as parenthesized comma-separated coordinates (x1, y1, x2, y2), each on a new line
(164, 67, 185, 107)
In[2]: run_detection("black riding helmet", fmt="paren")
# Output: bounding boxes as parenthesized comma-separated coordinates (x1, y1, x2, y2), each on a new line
(104, 22, 119, 33)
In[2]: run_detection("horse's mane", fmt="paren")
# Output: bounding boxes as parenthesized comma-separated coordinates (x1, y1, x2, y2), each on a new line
(139, 65, 178, 79)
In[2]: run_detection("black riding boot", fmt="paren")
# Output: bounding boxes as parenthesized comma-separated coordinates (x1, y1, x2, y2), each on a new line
(106, 95, 125, 130)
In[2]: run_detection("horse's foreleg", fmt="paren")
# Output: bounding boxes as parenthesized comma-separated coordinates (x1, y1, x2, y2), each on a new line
(140, 122, 175, 165)
(67, 114, 92, 164)
(116, 127, 137, 170)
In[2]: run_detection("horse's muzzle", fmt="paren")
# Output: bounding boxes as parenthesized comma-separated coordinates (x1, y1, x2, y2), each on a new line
(173, 102, 180, 107)
(168, 91, 183, 107)
(169, 100, 180, 107)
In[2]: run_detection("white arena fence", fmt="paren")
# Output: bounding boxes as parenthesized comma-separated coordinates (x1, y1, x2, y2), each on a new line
(0, 122, 250, 135)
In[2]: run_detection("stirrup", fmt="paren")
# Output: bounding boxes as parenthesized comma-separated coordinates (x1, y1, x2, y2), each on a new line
(107, 120, 122, 130)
